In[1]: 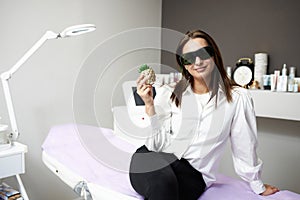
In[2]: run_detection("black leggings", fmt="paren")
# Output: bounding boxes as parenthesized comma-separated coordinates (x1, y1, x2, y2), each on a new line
(129, 145, 206, 200)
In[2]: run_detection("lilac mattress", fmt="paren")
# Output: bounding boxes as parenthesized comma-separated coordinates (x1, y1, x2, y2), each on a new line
(42, 124, 300, 200)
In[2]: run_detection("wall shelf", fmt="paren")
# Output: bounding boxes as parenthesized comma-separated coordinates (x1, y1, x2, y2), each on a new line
(249, 90, 300, 121)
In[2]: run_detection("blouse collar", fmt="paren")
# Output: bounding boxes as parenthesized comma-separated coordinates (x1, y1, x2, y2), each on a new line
(182, 83, 226, 107)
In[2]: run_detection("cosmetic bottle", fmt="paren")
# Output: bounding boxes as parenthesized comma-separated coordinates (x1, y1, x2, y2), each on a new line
(288, 67, 296, 92)
(282, 64, 287, 76)
(273, 70, 280, 91)
(279, 78, 287, 92)
(226, 66, 232, 78)
(294, 80, 299, 92)
(279, 64, 288, 92)
(270, 74, 277, 91)
(262, 74, 271, 90)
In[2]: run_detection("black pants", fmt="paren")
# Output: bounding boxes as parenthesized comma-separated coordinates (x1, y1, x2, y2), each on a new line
(129, 145, 206, 200)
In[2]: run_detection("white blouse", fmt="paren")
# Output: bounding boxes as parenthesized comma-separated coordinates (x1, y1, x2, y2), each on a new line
(145, 84, 265, 194)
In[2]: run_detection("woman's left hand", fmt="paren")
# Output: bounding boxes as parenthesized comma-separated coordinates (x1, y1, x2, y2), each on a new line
(260, 184, 280, 196)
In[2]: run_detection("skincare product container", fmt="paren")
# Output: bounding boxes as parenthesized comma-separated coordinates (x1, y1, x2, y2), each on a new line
(262, 74, 271, 90)
(254, 53, 268, 86)
(288, 67, 296, 92)
(294, 80, 299, 92)
(272, 70, 280, 91)
(282, 64, 287, 76)
(279, 64, 288, 91)
(226, 66, 232, 78)
(277, 75, 287, 92)
(270, 74, 276, 91)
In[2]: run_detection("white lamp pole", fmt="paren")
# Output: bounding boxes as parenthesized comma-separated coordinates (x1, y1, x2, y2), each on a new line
(1, 24, 96, 142)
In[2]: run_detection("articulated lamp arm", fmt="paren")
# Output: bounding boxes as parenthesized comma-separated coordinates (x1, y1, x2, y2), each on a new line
(0, 31, 59, 141)
(0, 24, 95, 142)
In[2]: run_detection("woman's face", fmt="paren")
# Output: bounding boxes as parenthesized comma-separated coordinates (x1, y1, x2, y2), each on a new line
(182, 38, 215, 83)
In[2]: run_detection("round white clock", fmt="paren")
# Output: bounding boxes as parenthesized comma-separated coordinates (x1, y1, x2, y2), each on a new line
(233, 66, 253, 86)
(232, 58, 254, 87)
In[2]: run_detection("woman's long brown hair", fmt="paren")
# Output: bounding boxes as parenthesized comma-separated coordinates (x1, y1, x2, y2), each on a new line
(170, 29, 236, 107)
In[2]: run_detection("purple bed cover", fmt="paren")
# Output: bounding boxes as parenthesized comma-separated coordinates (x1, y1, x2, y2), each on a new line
(42, 124, 300, 200)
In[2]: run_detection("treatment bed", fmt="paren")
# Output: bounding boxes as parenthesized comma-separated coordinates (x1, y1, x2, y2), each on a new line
(42, 123, 300, 200)
(42, 80, 300, 199)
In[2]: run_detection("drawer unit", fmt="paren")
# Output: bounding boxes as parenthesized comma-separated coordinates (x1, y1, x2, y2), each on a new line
(0, 142, 27, 179)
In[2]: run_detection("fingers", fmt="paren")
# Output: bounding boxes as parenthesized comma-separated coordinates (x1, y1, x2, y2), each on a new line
(270, 185, 280, 193)
(137, 84, 152, 95)
(136, 74, 144, 86)
(261, 184, 280, 196)
(266, 184, 279, 192)
(136, 73, 151, 85)
(143, 85, 152, 95)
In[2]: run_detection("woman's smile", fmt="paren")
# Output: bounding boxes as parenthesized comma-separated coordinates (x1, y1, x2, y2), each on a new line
(194, 65, 207, 73)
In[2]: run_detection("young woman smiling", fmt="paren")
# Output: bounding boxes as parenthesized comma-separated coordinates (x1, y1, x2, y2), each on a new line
(129, 29, 279, 200)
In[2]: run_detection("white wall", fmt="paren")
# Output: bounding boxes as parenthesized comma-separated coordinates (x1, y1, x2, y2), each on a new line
(0, 0, 162, 199)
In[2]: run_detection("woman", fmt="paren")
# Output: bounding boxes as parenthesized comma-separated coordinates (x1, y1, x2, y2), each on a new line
(129, 29, 279, 200)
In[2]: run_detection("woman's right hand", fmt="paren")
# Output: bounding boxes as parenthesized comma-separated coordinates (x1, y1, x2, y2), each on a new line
(136, 74, 155, 116)
(136, 74, 154, 105)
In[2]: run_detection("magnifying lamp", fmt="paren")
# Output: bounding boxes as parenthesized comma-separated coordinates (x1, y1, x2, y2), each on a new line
(59, 24, 96, 38)
(1, 24, 96, 145)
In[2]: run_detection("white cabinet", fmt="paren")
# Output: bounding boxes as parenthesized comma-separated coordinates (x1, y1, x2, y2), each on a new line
(0, 142, 27, 178)
(0, 142, 29, 200)
(250, 90, 300, 121)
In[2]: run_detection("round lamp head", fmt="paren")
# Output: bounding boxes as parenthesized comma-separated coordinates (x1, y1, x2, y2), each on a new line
(59, 24, 96, 38)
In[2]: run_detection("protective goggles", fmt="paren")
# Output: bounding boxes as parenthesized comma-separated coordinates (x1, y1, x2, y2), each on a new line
(179, 46, 215, 66)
